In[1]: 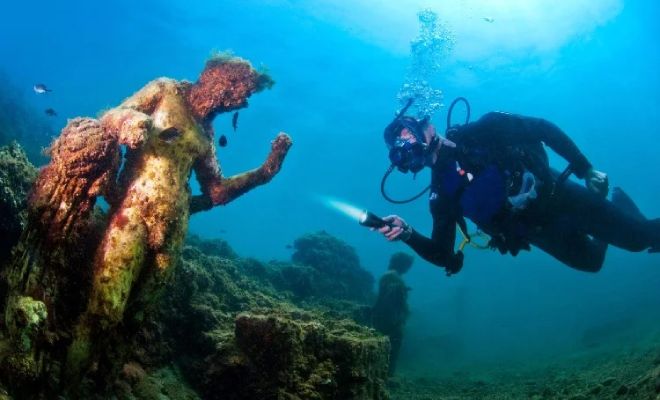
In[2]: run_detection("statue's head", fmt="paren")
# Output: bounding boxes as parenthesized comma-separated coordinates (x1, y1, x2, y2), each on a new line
(186, 54, 274, 123)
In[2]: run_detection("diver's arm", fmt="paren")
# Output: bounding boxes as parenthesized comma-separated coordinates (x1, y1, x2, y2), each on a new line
(402, 200, 464, 275)
(190, 133, 292, 213)
(404, 229, 460, 271)
(99, 79, 167, 149)
(480, 112, 593, 178)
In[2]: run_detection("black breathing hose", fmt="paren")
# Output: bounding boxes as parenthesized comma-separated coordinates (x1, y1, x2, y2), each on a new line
(446, 97, 471, 131)
(380, 96, 472, 204)
(380, 165, 430, 204)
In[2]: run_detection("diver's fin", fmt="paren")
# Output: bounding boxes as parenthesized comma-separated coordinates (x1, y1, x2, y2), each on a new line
(612, 187, 645, 220)
(648, 218, 660, 253)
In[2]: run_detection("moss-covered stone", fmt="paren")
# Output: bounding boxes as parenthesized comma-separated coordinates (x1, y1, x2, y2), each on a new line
(0, 385, 11, 400)
(289, 231, 375, 303)
(185, 234, 237, 260)
(233, 312, 389, 400)
(4, 296, 47, 352)
(158, 239, 389, 400)
(0, 141, 37, 263)
(118, 365, 200, 400)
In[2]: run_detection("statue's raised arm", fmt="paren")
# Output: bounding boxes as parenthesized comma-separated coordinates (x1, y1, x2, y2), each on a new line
(191, 132, 291, 213)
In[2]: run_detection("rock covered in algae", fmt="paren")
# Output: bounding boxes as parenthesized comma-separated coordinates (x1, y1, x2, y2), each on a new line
(290, 231, 375, 302)
(0, 141, 37, 262)
(4, 296, 47, 353)
(185, 233, 238, 260)
(157, 238, 389, 400)
(114, 365, 201, 400)
(232, 311, 389, 400)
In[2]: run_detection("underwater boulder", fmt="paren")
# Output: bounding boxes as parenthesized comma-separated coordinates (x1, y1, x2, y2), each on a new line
(157, 237, 389, 400)
(220, 311, 389, 400)
(290, 231, 375, 303)
(185, 234, 238, 260)
(0, 141, 37, 263)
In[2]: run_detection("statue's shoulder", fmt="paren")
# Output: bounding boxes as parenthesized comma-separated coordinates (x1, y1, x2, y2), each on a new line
(135, 77, 181, 93)
(140, 78, 194, 102)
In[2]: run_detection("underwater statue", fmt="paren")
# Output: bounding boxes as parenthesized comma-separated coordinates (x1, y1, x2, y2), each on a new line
(1, 54, 291, 391)
(372, 252, 413, 376)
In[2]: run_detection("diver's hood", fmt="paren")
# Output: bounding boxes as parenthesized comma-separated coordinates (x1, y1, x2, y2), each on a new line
(383, 99, 430, 148)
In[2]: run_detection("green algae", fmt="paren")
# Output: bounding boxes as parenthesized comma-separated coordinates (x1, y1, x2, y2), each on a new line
(290, 231, 375, 303)
(388, 333, 660, 399)
(0, 142, 388, 398)
(157, 236, 388, 400)
(4, 296, 47, 352)
(0, 141, 37, 262)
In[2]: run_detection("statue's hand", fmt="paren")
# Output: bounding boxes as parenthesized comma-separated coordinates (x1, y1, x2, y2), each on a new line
(261, 132, 292, 177)
(101, 108, 153, 150)
(190, 132, 292, 213)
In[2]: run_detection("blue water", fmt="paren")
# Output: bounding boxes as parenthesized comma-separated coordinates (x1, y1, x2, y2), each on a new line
(2, 0, 659, 377)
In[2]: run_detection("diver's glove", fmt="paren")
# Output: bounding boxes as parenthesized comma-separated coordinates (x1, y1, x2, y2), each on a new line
(585, 168, 609, 197)
(380, 215, 413, 241)
(445, 251, 464, 276)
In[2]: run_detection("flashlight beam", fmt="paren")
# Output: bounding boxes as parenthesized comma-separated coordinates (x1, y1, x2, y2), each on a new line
(317, 196, 366, 222)
(318, 196, 366, 222)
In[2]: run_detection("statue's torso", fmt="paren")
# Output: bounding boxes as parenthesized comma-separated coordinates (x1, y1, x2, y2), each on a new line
(121, 80, 210, 234)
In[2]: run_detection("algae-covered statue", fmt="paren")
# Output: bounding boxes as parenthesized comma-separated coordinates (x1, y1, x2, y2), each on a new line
(1, 54, 291, 393)
(372, 252, 413, 376)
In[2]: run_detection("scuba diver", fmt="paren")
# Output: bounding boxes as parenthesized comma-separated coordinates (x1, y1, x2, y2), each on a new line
(376, 98, 660, 275)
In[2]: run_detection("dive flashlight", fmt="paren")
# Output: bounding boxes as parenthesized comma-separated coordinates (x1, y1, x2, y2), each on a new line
(358, 210, 394, 229)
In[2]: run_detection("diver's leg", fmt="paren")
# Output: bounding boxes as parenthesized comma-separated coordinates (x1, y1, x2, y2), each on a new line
(528, 215, 607, 272)
(557, 181, 656, 252)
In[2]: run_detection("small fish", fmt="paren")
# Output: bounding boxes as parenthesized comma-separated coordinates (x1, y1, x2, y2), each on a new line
(285, 244, 293, 250)
(33, 83, 52, 94)
(159, 127, 182, 143)
(45, 108, 57, 117)
(218, 134, 228, 147)
(483, 17, 495, 23)
(232, 111, 239, 131)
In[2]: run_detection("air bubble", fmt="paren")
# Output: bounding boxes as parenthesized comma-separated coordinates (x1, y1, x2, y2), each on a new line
(396, 9, 455, 119)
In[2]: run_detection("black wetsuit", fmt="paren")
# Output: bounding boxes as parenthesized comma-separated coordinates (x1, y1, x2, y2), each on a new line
(404, 112, 660, 274)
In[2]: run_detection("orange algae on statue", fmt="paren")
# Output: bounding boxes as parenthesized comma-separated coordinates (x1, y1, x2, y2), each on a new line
(1, 54, 292, 390)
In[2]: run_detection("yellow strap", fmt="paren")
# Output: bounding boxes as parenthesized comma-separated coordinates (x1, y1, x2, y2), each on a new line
(457, 225, 490, 252)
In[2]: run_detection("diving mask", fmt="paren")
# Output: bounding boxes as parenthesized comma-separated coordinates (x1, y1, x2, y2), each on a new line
(388, 138, 428, 173)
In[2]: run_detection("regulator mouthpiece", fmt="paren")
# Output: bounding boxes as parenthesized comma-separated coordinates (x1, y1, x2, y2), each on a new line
(359, 210, 392, 229)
